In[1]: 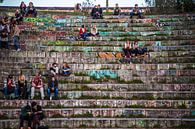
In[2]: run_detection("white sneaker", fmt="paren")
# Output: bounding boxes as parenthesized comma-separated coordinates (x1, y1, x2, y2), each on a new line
(50, 96, 52, 100)
(17, 49, 21, 51)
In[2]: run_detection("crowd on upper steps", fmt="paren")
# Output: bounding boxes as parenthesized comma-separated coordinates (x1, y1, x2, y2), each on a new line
(0, 1, 144, 49)
(0, 1, 37, 51)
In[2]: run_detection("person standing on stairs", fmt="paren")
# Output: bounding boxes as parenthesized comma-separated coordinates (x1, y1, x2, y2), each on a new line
(12, 21, 21, 51)
(18, 71, 28, 99)
(31, 72, 45, 100)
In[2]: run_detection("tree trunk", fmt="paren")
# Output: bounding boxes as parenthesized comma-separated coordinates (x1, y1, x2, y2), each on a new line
(106, 0, 109, 12)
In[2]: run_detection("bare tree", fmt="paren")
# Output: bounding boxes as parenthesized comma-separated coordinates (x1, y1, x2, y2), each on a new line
(82, 0, 96, 14)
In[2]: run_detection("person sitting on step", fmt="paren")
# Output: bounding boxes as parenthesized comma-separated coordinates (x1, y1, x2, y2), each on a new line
(114, 3, 121, 15)
(19, 1, 27, 17)
(132, 40, 139, 57)
(123, 41, 132, 58)
(3, 75, 18, 99)
(75, 3, 82, 12)
(31, 101, 45, 129)
(130, 4, 142, 19)
(15, 9, 23, 24)
(91, 5, 103, 19)
(89, 24, 99, 36)
(18, 71, 28, 99)
(50, 63, 59, 76)
(47, 76, 58, 100)
(31, 72, 44, 100)
(97, 4, 103, 19)
(61, 62, 71, 76)
(19, 102, 33, 129)
(26, 2, 37, 17)
(79, 25, 88, 41)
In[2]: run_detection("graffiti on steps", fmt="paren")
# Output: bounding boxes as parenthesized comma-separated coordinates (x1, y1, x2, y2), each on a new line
(88, 70, 118, 79)
(98, 52, 123, 59)
(24, 17, 55, 23)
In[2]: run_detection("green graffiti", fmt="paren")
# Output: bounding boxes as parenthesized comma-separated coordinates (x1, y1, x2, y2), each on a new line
(137, 120, 145, 127)
(24, 17, 55, 23)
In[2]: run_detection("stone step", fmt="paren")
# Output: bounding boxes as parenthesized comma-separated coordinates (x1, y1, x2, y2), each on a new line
(19, 24, 195, 32)
(1, 50, 194, 59)
(0, 90, 194, 100)
(1, 48, 195, 58)
(20, 28, 195, 36)
(23, 39, 195, 47)
(0, 56, 194, 64)
(20, 25, 195, 33)
(0, 62, 194, 70)
(0, 118, 194, 128)
(0, 100, 193, 109)
(0, 108, 193, 119)
(51, 83, 195, 92)
(36, 14, 195, 19)
(23, 17, 195, 25)
(19, 34, 195, 42)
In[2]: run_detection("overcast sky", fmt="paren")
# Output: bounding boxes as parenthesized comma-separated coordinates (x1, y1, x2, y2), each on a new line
(0, 0, 152, 7)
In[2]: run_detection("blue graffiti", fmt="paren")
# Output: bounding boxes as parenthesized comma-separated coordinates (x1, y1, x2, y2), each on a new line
(88, 70, 118, 79)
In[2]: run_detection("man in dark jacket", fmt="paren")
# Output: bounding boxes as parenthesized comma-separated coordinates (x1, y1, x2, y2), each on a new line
(97, 4, 103, 19)
(20, 103, 33, 129)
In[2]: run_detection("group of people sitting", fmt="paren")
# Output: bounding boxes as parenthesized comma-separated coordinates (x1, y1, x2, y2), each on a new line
(114, 3, 142, 18)
(91, 3, 142, 19)
(19, 101, 46, 129)
(0, 15, 21, 51)
(91, 4, 103, 19)
(122, 40, 148, 58)
(0, 1, 37, 51)
(19, 1, 37, 18)
(79, 24, 99, 40)
(15, 1, 37, 24)
(2, 62, 71, 100)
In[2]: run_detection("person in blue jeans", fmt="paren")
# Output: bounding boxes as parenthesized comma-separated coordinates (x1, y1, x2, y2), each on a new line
(3, 75, 18, 99)
(12, 22, 21, 51)
(62, 62, 71, 76)
(47, 76, 58, 100)
(130, 4, 142, 19)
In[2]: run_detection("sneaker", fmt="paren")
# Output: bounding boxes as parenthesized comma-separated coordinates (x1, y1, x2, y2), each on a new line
(17, 49, 21, 51)
(50, 96, 52, 100)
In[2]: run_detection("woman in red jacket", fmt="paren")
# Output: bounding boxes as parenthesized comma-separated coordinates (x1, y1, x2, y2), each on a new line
(79, 25, 88, 41)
